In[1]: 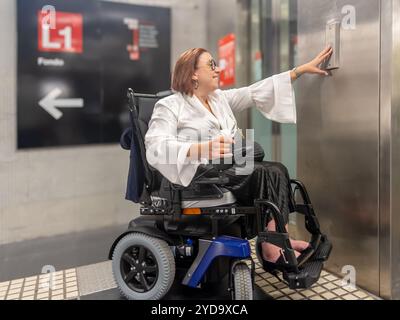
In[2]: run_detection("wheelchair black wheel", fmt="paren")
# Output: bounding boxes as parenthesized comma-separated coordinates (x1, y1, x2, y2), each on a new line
(112, 233, 175, 300)
(120, 244, 158, 293)
(232, 263, 253, 300)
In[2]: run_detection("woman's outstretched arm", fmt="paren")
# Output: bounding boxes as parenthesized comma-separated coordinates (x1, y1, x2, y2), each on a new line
(220, 46, 333, 123)
(290, 46, 333, 81)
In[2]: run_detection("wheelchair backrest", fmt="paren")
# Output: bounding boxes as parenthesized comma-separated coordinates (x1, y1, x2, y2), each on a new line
(124, 89, 173, 203)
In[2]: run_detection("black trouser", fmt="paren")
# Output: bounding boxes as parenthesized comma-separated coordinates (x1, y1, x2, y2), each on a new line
(194, 161, 295, 226)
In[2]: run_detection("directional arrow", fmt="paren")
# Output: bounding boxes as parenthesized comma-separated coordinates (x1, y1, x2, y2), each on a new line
(39, 87, 84, 120)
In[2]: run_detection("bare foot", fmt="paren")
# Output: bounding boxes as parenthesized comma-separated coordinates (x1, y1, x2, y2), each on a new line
(264, 220, 309, 259)
(261, 242, 300, 263)
(290, 239, 310, 252)
(279, 222, 310, 252)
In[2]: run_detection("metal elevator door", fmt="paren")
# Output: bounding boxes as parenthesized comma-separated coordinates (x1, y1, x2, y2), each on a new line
(296, 0, 380, 295)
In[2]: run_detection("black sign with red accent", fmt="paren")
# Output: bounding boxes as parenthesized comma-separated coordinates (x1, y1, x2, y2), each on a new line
(17, 0, 171, 149)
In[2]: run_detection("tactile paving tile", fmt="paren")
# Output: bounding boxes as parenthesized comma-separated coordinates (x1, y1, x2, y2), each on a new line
(76, 261, 117, 296)
(0, 241, 382, 301)
(248, 240, 381, 301)
(0, 269, 78, 300)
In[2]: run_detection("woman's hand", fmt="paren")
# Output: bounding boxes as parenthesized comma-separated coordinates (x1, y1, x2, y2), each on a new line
(187, 135, 233, 160)
(293, 46, 333, 79)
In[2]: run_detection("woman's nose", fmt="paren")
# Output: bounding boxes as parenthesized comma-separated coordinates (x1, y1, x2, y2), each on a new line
(215, 66, 221, 73)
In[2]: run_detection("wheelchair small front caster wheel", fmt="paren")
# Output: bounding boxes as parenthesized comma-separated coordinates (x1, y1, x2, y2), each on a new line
(112, 233, 175, 300)
(232, 263, 253, 300)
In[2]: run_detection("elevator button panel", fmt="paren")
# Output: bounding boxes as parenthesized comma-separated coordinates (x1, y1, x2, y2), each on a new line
(326, 20, 341, 70)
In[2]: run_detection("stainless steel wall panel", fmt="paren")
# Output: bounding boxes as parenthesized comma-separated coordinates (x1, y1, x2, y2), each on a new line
(379, 0, 392, 300)
(297, 0, 381, 294)
(385, 0, 400, 300)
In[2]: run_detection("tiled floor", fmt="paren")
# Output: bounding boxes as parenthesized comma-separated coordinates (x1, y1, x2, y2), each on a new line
(248, 241, 379, 301)
(0, 240, 381, 301)
(0, 269, 79, 300)
(253, 269, 376, 300)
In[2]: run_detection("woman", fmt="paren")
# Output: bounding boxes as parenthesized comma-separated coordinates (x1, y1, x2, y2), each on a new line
(145, 47, 332, 269)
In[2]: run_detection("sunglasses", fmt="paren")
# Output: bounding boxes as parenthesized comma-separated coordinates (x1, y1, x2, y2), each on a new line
(208, 59, 218, 71)
(198, 59, 218, 71)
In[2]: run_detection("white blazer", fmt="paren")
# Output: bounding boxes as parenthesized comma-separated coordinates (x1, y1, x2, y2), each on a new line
(145, 70, 297, 187)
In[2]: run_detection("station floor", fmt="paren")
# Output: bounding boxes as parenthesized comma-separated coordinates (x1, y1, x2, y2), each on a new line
(0, 225, 380, 301)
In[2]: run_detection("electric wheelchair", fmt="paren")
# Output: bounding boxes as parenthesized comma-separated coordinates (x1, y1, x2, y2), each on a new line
(108, 89, 333, 300)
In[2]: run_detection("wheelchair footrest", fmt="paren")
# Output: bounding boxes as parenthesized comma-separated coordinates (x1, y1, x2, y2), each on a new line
(283, 260, 323, 290)
(313, 235, 332, 262)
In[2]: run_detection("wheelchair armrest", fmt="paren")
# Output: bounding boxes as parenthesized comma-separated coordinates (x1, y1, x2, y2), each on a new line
(193, 176, 229, 185)
(191, 162, 233, 186)
(168, 162, 232, 190)
(192, 163, 233, 186)
(210, 163, 234, 171)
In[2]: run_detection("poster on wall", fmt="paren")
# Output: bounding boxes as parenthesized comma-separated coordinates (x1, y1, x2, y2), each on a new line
(101, 1, 171, 143)
(218, 33, 236, 88)
(17, 0, 171, 149)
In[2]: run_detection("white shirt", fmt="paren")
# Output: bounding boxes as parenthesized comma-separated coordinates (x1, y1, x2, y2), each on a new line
(145, 70, 297, 187)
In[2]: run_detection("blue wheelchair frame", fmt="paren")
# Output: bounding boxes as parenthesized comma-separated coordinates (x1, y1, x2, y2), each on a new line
(182, 236, 251, 288)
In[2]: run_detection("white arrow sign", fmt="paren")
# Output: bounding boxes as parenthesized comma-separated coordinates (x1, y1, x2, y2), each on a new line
(39, 87, 84, 120)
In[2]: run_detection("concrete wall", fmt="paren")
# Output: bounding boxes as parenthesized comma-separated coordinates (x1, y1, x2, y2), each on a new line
(0, 0, 207, 245)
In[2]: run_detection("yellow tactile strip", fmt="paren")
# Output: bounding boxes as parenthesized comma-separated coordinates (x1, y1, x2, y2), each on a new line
(248, 241, 380, 300)
(0, 269, 79, 300)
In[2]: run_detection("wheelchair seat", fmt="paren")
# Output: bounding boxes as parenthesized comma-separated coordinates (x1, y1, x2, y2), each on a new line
(151, 187, 237, 209)
(181, 188, 237, 208)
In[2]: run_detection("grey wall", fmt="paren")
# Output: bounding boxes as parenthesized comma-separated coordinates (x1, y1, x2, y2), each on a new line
(0, 0, 208, 245)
